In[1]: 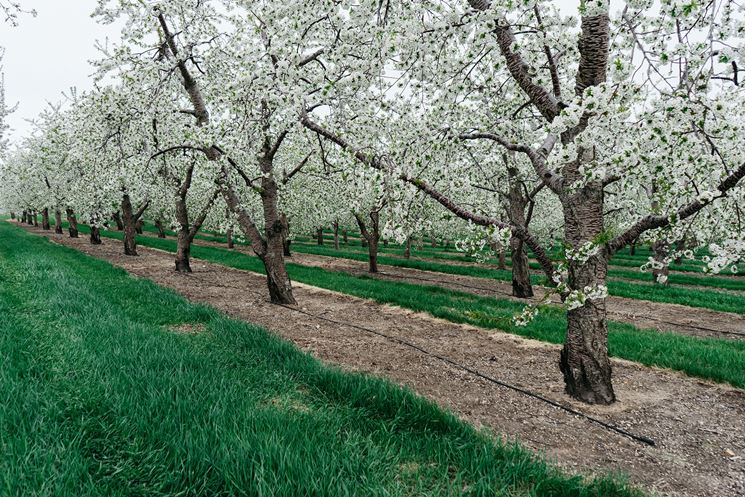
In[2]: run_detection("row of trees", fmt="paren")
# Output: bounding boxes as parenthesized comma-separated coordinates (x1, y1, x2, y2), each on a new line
(1, 0, 744, 405)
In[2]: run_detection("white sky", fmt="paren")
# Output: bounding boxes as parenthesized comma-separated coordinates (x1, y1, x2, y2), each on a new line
(0, 0, 122, 143)
(0, 0, 589, 145)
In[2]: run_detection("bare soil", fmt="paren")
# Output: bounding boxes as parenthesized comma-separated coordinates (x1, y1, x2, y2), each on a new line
(21, 224, 745, 497)
(283, 251, 745, 341)
(188, 234, 745, 341)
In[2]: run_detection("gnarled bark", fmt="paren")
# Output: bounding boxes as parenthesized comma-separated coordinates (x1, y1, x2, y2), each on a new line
(112, 211, 125, 231)
(121, 195, 139, 256)
(154, 218, 167, 238)
(54, 210, 63, 234)
(559, 185, 615, 405)
(90, 226, 102, 245)
(41, 208, 51, 230)
(355, 211, 380, 273)
(66, 209, 79, 238)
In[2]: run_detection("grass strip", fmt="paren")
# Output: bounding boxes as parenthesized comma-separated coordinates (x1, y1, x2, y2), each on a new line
(57, 224, 745, 390)
(0, 222, 648, 497)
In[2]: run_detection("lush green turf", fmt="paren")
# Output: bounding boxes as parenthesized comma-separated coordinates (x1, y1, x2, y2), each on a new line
(61, 224, 745, 390)
(0, 222, 649, 497)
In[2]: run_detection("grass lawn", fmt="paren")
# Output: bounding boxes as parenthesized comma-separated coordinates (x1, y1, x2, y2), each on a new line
(59, 224, 745, 390)
(0, 222, 648, 496)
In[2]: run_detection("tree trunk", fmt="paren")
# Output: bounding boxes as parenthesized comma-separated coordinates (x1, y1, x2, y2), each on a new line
(652, 240, 670, 285)
(175, 230, 193, 273)
(559, 187, 615, 405)
(112, 211, 125, 231)
(333, 221, 340, 250)
(404, 237, 412, 259)
(431, 238, 437, 248)
(121, 195, 138, 256)
(383, 239, 389, 247)
(32, 211, 39, 227)
(66, 209, 79, 238)
(505, 170, 534, 299)
(356, 211, 380, 273)
(280, 213, 291, 257)
(227, 228, 234, 248)
(674, 238, 685, 265)
(90, 226, 102, 245)
(629, 241, 636, 256)
(155, 218, 167, 238)
(510, 239, 533, 298)
(316, 227, 324, 245)
(498, 249, 507, 270)
(135, 219, 144, 235)
(41, 208, 51, 230)
(9, 212, 15, 220)
(343, 229, 348, 245)
(173, 195, 194, 273)
(258, 169, 296, 304)
(26, 210, 33, 225)
(21, 210, 27, 223)
(54, 210, 63, 235)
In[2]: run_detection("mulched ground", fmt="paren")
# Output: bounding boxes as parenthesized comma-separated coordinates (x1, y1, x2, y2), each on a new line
(18, 224, 745, 497)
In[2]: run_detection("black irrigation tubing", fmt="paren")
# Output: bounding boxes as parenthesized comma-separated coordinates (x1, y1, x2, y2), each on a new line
(274, 302, 657, 448)
(372, 271, 745, 339)
(35, 229, 659, 446)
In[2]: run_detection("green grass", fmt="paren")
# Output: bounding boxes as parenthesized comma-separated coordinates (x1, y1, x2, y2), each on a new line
(0, 222, 647, 497)
(54, 222, 745, 312)
(61, 224, 745, 390)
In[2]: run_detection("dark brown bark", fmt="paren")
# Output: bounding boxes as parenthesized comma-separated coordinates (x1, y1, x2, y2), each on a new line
(629, 241, 636, 256)
(221, 161, 296, 305)
(343, 229, 348, 245)
(316, 227, 324, 245)
(511, 240, 534, 298)
(54, 210, 63, 235)
(154, 218, 167, 238)
(493, 243, 506, 270)
(355, 211, 380, 273)
(25, 210, 33, 225)
(280, 213, 291, 257)
(226, 228, 234, 248)
(559, 185, 615, 405)
(112, 211, 125, 231)
(66, 209, 79, 238)
(404, 237, 412, 259)
(41, 208, 50, 230)
(175, 230, 193, 273)
(9, 212, 15, 220)
(135, 219, 144, 235)
(505, 168, 534, 299)
(333, 220, 340, 250)
(121, 195, 139, 256)
(90, 226, 102, 245)
(21, 210, 27, 223)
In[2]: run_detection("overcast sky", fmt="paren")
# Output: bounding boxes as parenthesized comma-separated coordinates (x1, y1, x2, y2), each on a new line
(0, 0, 121, 144)
(0, 0, 592, 146)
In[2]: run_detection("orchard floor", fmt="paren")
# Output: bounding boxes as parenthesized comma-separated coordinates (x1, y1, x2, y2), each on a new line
(188, 236, 745, 341)
(20, 224, 745, 497)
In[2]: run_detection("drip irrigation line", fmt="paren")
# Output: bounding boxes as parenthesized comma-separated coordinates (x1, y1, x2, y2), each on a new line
(274, 302, 657, 447)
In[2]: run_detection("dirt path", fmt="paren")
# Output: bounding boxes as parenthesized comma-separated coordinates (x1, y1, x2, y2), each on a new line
(187, 235, 745, 341)
(285, 251, 745, 341)
(294, 240, 744, 281)
(20, 224, 745, 497)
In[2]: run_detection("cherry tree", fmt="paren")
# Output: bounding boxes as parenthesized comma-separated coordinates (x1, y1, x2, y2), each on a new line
(302, 0, 745, 404)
